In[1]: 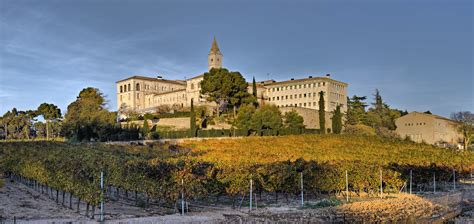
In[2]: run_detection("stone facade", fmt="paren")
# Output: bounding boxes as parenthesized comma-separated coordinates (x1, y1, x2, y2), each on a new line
(395, 112, 462, 145)
(116, 38, 349, 118)
(279, 107, 333, 130)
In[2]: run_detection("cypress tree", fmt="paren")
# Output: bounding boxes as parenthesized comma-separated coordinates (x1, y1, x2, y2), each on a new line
(252, 76, 257, 97)
(190, 99, 196, 137)
(318, 91, 325, 134)
(332, 105, 342, 134)
(142, 118, 149, 139)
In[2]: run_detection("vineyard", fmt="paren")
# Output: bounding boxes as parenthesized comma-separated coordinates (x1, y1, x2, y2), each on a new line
(0, 134, 473, 217)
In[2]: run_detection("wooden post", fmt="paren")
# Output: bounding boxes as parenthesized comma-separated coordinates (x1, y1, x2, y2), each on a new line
(409, 170, 412, 194)
(250, 179, 253, 211)
(100, 171, 105, 222)
(300, 172, 304, 207)
(181, 179, 184, 216)
(380, 170, 383, 198)
(345, 170, 349, 202)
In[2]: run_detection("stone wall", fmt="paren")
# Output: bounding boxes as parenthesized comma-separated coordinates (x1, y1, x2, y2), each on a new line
(279, 107, 333, 130)
(121, 117, 190, 130)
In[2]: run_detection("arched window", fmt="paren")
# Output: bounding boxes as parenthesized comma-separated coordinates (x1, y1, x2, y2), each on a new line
(128, 84, 131, 91)
(120, 86, 123, 93)
(136, 83, 140, 91)
(124, 85, 127, 92)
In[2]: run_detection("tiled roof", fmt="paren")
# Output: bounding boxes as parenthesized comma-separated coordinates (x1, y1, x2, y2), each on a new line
(116, 76, 186, 85)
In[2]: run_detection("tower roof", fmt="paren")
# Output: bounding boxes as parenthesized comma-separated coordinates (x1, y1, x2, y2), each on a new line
(209, 37, 222, 55)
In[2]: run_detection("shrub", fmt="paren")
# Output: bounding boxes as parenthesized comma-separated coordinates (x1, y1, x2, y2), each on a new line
(343, 124, 376, 136)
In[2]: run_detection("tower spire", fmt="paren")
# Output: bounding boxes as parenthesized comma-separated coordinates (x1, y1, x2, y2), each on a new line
(208, 37, 223, 70)
(209, 36, 221, 54)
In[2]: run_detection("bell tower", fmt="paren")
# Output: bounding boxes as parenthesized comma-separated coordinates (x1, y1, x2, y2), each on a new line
(208, 37, 223, 70)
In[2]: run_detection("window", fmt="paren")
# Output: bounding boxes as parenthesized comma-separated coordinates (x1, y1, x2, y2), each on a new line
(211, 58, 213, 62)
(304, 103, 307, 107)
(191, 83, 194, 90)
(137, 93, 140, 99)
(323, 82, 326, 86)
(124, 85, 127, 92)
(120, 95, 122, 101)
(120, 86, 123, 93)
(285, 95, 288, 100)
(128, 84, 131, 91)
(299, 94, 302, 98)
(313, 102, 316, 106)
(277, 96, 279, 100)
(290, 95, 293, 99)
(136, 83, 140, 91)
(304, 94, 307, 98)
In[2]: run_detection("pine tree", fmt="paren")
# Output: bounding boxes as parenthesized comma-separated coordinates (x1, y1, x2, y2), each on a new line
(190, 99, 196, 137)
(332, 105, 342, 134)
(318, 91, 325, 134)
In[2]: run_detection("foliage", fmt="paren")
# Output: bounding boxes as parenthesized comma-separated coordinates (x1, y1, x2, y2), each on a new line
(346, 95, 368, 125)
(200, 68, 256, 114)
(249, 105, 282, 135)
(343, 124, 376, 136)
(0, 108, 37, 140)
(1, 135, 472, 207)
(451, 111, 474, 150)
(283, 110, 305, 130)
(233, 104, 256, 131)
(62, 87, 117, 141)
(142, 119, 150, 139)
(190, 99, 197, 137)
(332, 105, 342, 134)
(37, 103, 62, 140)
(318, 91, 325, 134)
(364, 89, 401, 130)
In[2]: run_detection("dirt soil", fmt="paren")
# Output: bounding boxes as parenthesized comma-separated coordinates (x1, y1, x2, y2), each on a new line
(1, 178, 471, 223)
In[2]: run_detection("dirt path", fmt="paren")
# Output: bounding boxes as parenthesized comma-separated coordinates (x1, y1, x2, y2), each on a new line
(0, 178, 85, 221)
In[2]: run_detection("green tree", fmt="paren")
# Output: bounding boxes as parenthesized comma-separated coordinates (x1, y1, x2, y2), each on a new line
(332, 105, 343, 134)
(249, 105, 282, 135)
(283, 110, 305, 130)
(62, 87, 116, 141)
(200, 68, 255, 116)
(233, 104, 256, 131)
(190, 99, 197, 137)
(142, 118, 150, 139)
(451, 111, 474, 150)
(346, 95, 368, 125)
(364, 89, 401, 130)
(0, 108, 36, 140)
(37, 103, 62, 140)
(318, 91, 326, 134)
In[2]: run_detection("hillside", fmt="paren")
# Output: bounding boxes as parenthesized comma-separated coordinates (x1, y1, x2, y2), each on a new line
(182, 134, 473, 169)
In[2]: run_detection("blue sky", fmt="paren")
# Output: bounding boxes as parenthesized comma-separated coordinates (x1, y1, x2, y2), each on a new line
(0, 0, 472, 117)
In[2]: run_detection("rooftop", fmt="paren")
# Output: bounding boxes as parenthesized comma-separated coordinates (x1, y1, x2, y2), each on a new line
(116, 75, 186, 86)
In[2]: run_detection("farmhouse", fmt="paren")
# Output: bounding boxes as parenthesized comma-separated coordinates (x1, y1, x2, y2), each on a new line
(395, 112, 463, 147)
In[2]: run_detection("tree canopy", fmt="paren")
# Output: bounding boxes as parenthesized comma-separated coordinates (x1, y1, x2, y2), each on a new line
(451, 111, 474, 150)
(62, 87, 117, 141)
(200, 68, 256, 114)
(283, 110, 305, 130)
